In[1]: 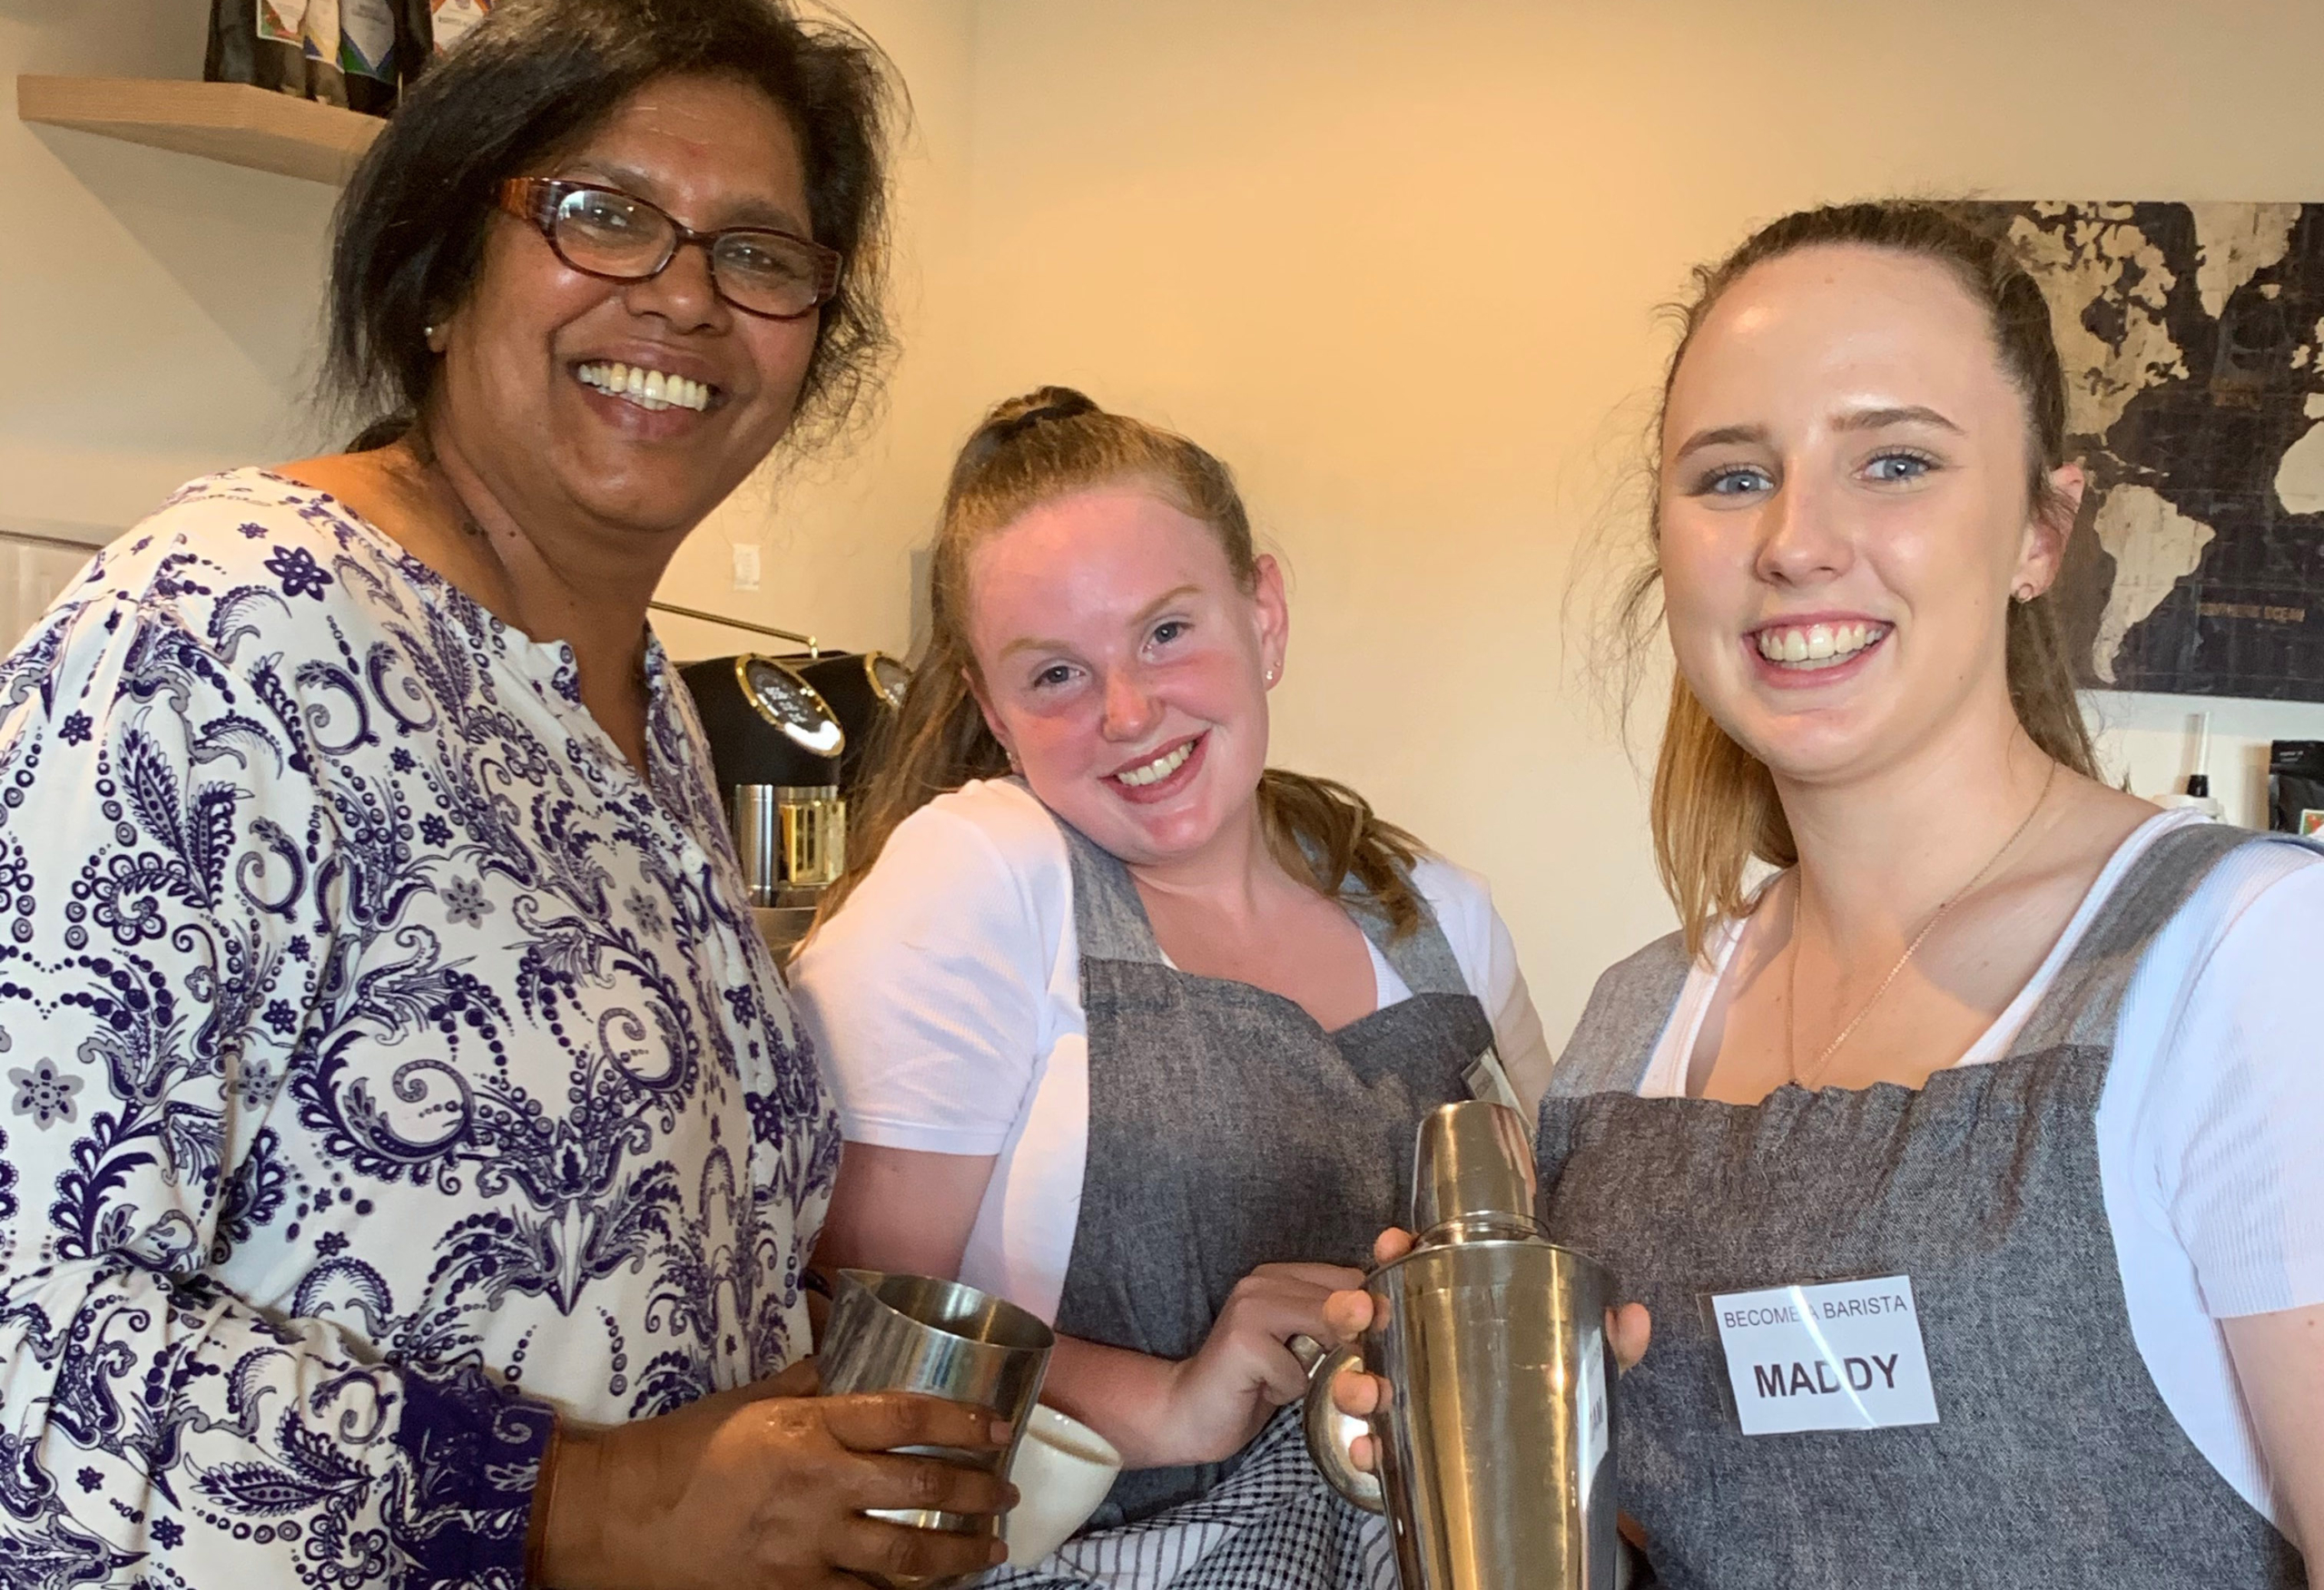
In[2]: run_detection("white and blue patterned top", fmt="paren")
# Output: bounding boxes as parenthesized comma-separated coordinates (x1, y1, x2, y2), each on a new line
(0, 470, 840, 1586)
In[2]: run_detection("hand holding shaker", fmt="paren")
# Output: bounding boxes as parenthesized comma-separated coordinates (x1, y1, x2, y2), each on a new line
(819, 1270, 1056, 1590)
(1302, 1101, 1620, 1590)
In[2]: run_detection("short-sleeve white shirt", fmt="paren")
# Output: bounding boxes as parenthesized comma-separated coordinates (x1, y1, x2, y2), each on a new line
(791, 778, 1551, 1322)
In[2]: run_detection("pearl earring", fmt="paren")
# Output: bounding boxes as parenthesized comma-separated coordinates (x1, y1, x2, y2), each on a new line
(1264, 664, 1279, 684)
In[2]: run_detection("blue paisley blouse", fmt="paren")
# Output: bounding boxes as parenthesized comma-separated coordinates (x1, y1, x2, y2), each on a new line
(0, 471, 841, 1586)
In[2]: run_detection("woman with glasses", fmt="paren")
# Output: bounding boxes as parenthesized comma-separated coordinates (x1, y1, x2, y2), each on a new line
(791, 387, 1553, 1589)
(0, 5, 1015, 1587)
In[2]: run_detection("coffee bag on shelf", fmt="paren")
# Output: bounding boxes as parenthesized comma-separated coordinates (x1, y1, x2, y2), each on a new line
(205, 0, 312, 97)
(2267, 741, 2324, 836)
(392, 0, 436, 90)
(209, 0, 417, 114)
(335, 0, 402, 114)
(297, 0, 349, 108)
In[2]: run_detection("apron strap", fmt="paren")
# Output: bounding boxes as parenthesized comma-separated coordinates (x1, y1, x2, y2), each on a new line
(2007, 822, 2323, 1059)
(1347, 880, 1467, 998)
(1042, 787, 1473, 998)
(1053, 820, 1170, 966)
(1545, 930, 1692, 1099)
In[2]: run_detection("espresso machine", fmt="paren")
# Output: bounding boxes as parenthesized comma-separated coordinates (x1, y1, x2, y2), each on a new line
(675, 641, 910, 957)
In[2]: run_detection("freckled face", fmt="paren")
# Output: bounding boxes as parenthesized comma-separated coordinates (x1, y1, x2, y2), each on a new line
(430, 73, 822, 542)
(1656, 245, 2068, 786)
(964, 486, 1287, 868)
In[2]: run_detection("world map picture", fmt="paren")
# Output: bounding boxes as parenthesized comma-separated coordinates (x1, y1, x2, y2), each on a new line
(1945, 202, 2324, 700)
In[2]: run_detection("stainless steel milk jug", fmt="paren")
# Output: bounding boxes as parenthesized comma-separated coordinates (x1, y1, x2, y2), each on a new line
(1302, 1101, 1619, 1590)
(820, 1269, 1055, 1589)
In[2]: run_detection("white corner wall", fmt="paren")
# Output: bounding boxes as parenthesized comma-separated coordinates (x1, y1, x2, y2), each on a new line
(3, 4, 340, 537)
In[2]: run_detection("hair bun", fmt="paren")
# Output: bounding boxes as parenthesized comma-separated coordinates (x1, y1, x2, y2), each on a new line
(986, 385, 1098, 428)
(963, 385, 1102, 462)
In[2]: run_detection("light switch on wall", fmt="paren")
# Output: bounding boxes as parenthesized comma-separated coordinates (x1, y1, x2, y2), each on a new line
(732, 543, 762, 592)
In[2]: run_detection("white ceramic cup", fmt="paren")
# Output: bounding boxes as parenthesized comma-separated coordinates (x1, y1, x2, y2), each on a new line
(1002, 1404, 1124, 1565)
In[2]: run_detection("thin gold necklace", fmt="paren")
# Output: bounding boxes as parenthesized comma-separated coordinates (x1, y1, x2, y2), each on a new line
(1785, 760, 2059, 1088)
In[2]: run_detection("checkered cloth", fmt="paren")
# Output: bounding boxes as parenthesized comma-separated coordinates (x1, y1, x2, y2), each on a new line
(980, 1408, 1398, 1590)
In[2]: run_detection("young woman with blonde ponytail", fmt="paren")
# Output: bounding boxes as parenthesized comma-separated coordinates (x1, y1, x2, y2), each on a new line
(791, 387, 1550, 1587)
(1327, 201, 2323, 1586)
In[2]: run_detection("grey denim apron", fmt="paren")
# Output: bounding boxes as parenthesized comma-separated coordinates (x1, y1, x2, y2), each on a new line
(1538, 821, 2309, 1588)
(1048, 815, 1499, 1529)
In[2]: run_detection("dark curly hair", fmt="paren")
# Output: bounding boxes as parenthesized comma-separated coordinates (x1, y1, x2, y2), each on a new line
(324, 0, 897, 454)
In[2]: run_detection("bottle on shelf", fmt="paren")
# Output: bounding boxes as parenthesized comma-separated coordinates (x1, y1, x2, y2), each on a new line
(2155, 711, 2226, 820)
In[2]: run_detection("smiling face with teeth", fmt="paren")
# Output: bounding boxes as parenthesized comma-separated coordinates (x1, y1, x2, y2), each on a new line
(961, 486, 1288, 870)
(1654, 244, 2081, 789)
(423, 74, 822, 550)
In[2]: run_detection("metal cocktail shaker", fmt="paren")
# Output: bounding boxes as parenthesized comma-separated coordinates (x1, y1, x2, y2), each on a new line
(819, 1269, 1056, 1589)
(1302, 1102, 1619, 1590)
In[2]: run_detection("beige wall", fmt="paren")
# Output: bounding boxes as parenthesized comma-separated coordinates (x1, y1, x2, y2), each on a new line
(15, 2, 2324, 1041)
(651, 0, 977, 662)
(946, 0, 2324, 1039)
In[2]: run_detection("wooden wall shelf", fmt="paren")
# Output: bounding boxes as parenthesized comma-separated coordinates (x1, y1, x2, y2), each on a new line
(16, 75, 379, 186)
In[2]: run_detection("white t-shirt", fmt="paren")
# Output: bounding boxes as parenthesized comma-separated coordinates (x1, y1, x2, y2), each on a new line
(792, 778, 1553, 1324)
(1636, 809, 2324, 1527)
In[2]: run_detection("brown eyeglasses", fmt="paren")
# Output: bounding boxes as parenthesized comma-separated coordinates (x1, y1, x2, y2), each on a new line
(497, 177, 842, 320)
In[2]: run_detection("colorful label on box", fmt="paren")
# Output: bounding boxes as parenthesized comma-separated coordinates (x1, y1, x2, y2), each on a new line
(300, 0, 340, 68)
(258, 0, 310, 44)
(432, 0, 491, 54)
(2301, 809, 2324, 837)
(340, 0, 399, 80)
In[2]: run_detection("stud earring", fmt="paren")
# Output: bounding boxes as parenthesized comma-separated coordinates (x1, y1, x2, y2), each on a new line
(1264, 664, 1279, 685)
(2012, 585, 2034, 604)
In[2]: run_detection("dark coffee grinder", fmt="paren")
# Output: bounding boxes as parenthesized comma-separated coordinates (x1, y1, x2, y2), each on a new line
(678, 650, 909, 956)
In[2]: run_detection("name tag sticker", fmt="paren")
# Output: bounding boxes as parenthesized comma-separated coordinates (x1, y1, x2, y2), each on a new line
(1709, 1274, 1939, 1436)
